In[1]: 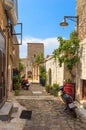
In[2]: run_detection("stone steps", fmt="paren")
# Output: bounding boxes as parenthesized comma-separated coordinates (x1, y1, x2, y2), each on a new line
(0, 102, 13, 121)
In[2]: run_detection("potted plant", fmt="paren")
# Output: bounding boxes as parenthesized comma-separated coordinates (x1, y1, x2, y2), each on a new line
(53, 31, 80, 99)
(13, 75, 21, 96)
(49, 85, 53, 95)
(53, 83, 59, 96)
(45, 84, 50, 93)
(14, 83, 20, 96)
(39, 66, 46, 86)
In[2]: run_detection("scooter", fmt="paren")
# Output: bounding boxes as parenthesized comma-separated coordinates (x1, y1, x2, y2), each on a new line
(58, 86, 77, 118)
(21, 79, 30, 90)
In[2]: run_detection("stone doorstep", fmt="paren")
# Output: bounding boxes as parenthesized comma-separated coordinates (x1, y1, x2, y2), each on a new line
(83, 102, 86, 109)
(32, 91, 42, 94)
(74, 101, 86, 121)
(0, 102, 13, 121)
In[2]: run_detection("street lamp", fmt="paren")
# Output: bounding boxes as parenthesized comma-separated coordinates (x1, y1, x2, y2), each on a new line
(60, 16, 79, 33)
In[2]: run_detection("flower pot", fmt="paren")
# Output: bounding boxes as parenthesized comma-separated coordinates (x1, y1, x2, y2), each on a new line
(64, 82, 75, 100)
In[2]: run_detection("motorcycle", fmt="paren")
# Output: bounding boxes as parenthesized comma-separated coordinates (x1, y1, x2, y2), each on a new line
(58, 85, 77, 118)
(21, 78, 30, 90)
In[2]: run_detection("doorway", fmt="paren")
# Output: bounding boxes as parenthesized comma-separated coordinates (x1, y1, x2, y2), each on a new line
(82, 80, 86, 100)
(48, 68, 52, 85)
(0, 31, 6, 107)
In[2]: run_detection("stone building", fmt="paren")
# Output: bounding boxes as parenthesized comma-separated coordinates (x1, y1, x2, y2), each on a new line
(45, 55, 64, 86)
(76, 0, 86, 102)
(27, 43, 44, 82)
(0, 0, 19, 107)
(20, 58, 27, 77)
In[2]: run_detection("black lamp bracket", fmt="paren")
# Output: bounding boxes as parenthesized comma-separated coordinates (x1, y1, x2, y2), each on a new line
(64, 16, 79, 23)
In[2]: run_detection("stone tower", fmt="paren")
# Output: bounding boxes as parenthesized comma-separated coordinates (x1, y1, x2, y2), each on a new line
(27, 43, 44, 80)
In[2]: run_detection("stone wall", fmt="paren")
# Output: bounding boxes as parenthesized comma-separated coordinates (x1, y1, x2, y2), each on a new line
(76, 0, 86, 101)
(45, 55, 64, 86)
(0, 1, 9, 103)
(0, 1, 19, 98)
(76, 0, 86, 40)
(27, 43, 44, 72)
(27, 43, 44, 60)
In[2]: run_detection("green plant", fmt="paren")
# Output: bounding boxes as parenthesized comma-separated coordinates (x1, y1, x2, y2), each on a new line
(65, 79, 73, 83)
(32, 53, 46, 86)
(13, 75, 21, 90)
(19, 60, 24, 72)
(45, 84, 59, 96)
(49, 85, 53, 94)
(53, 84, 59, 96)
(53, 31, 80, 82)
(14, 89, 20, 96)
(45, 84, 50, 92)
(53, 90, 58, 96)
(53, 83, 59, 90)
(34, 53, 44, 65)
(39, 66, 46, 86)
(39, 66, 46, 80)
(45, 84, 53, 94)
(14, 83, 20, 90)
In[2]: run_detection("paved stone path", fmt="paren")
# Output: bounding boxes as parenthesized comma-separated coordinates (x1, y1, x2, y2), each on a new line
(0, 83, 86, 130)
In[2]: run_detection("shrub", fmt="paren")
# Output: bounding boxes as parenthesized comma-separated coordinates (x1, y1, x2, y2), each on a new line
(53, 83, 59, 90)
(13, 75, 21, 90)
(45, 84, 50, 93)
(53, 84, 59, 96)
(14, 89, 20, 96)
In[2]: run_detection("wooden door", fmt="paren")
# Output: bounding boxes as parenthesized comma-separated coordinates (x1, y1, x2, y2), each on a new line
(82, 80, 86, 99)
(0, 49, 5, 104)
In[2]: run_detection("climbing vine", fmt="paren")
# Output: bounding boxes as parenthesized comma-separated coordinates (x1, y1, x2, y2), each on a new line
(53, 31, 80, 78)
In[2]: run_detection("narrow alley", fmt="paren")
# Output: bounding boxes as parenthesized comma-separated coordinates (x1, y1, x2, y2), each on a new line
(0, 1, 86, 130)
(0, 83, 86, 130)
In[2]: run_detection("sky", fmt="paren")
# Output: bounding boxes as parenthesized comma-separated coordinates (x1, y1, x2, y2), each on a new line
(18, 0, 76, 58)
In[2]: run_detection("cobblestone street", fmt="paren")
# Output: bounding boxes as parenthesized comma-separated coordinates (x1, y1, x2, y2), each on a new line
(1, 1, 86, 130)
(0, 83, 86, 130)
(17, 98, 77, 130)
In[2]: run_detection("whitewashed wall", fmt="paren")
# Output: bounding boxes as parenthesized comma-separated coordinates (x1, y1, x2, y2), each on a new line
(45, 55, 64, 86)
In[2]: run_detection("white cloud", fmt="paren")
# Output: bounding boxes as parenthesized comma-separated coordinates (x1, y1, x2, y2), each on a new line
(19, 36, 59, 58)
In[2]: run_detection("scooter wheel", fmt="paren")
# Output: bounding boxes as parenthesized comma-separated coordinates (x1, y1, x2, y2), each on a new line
(72, 109, 77, 118)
